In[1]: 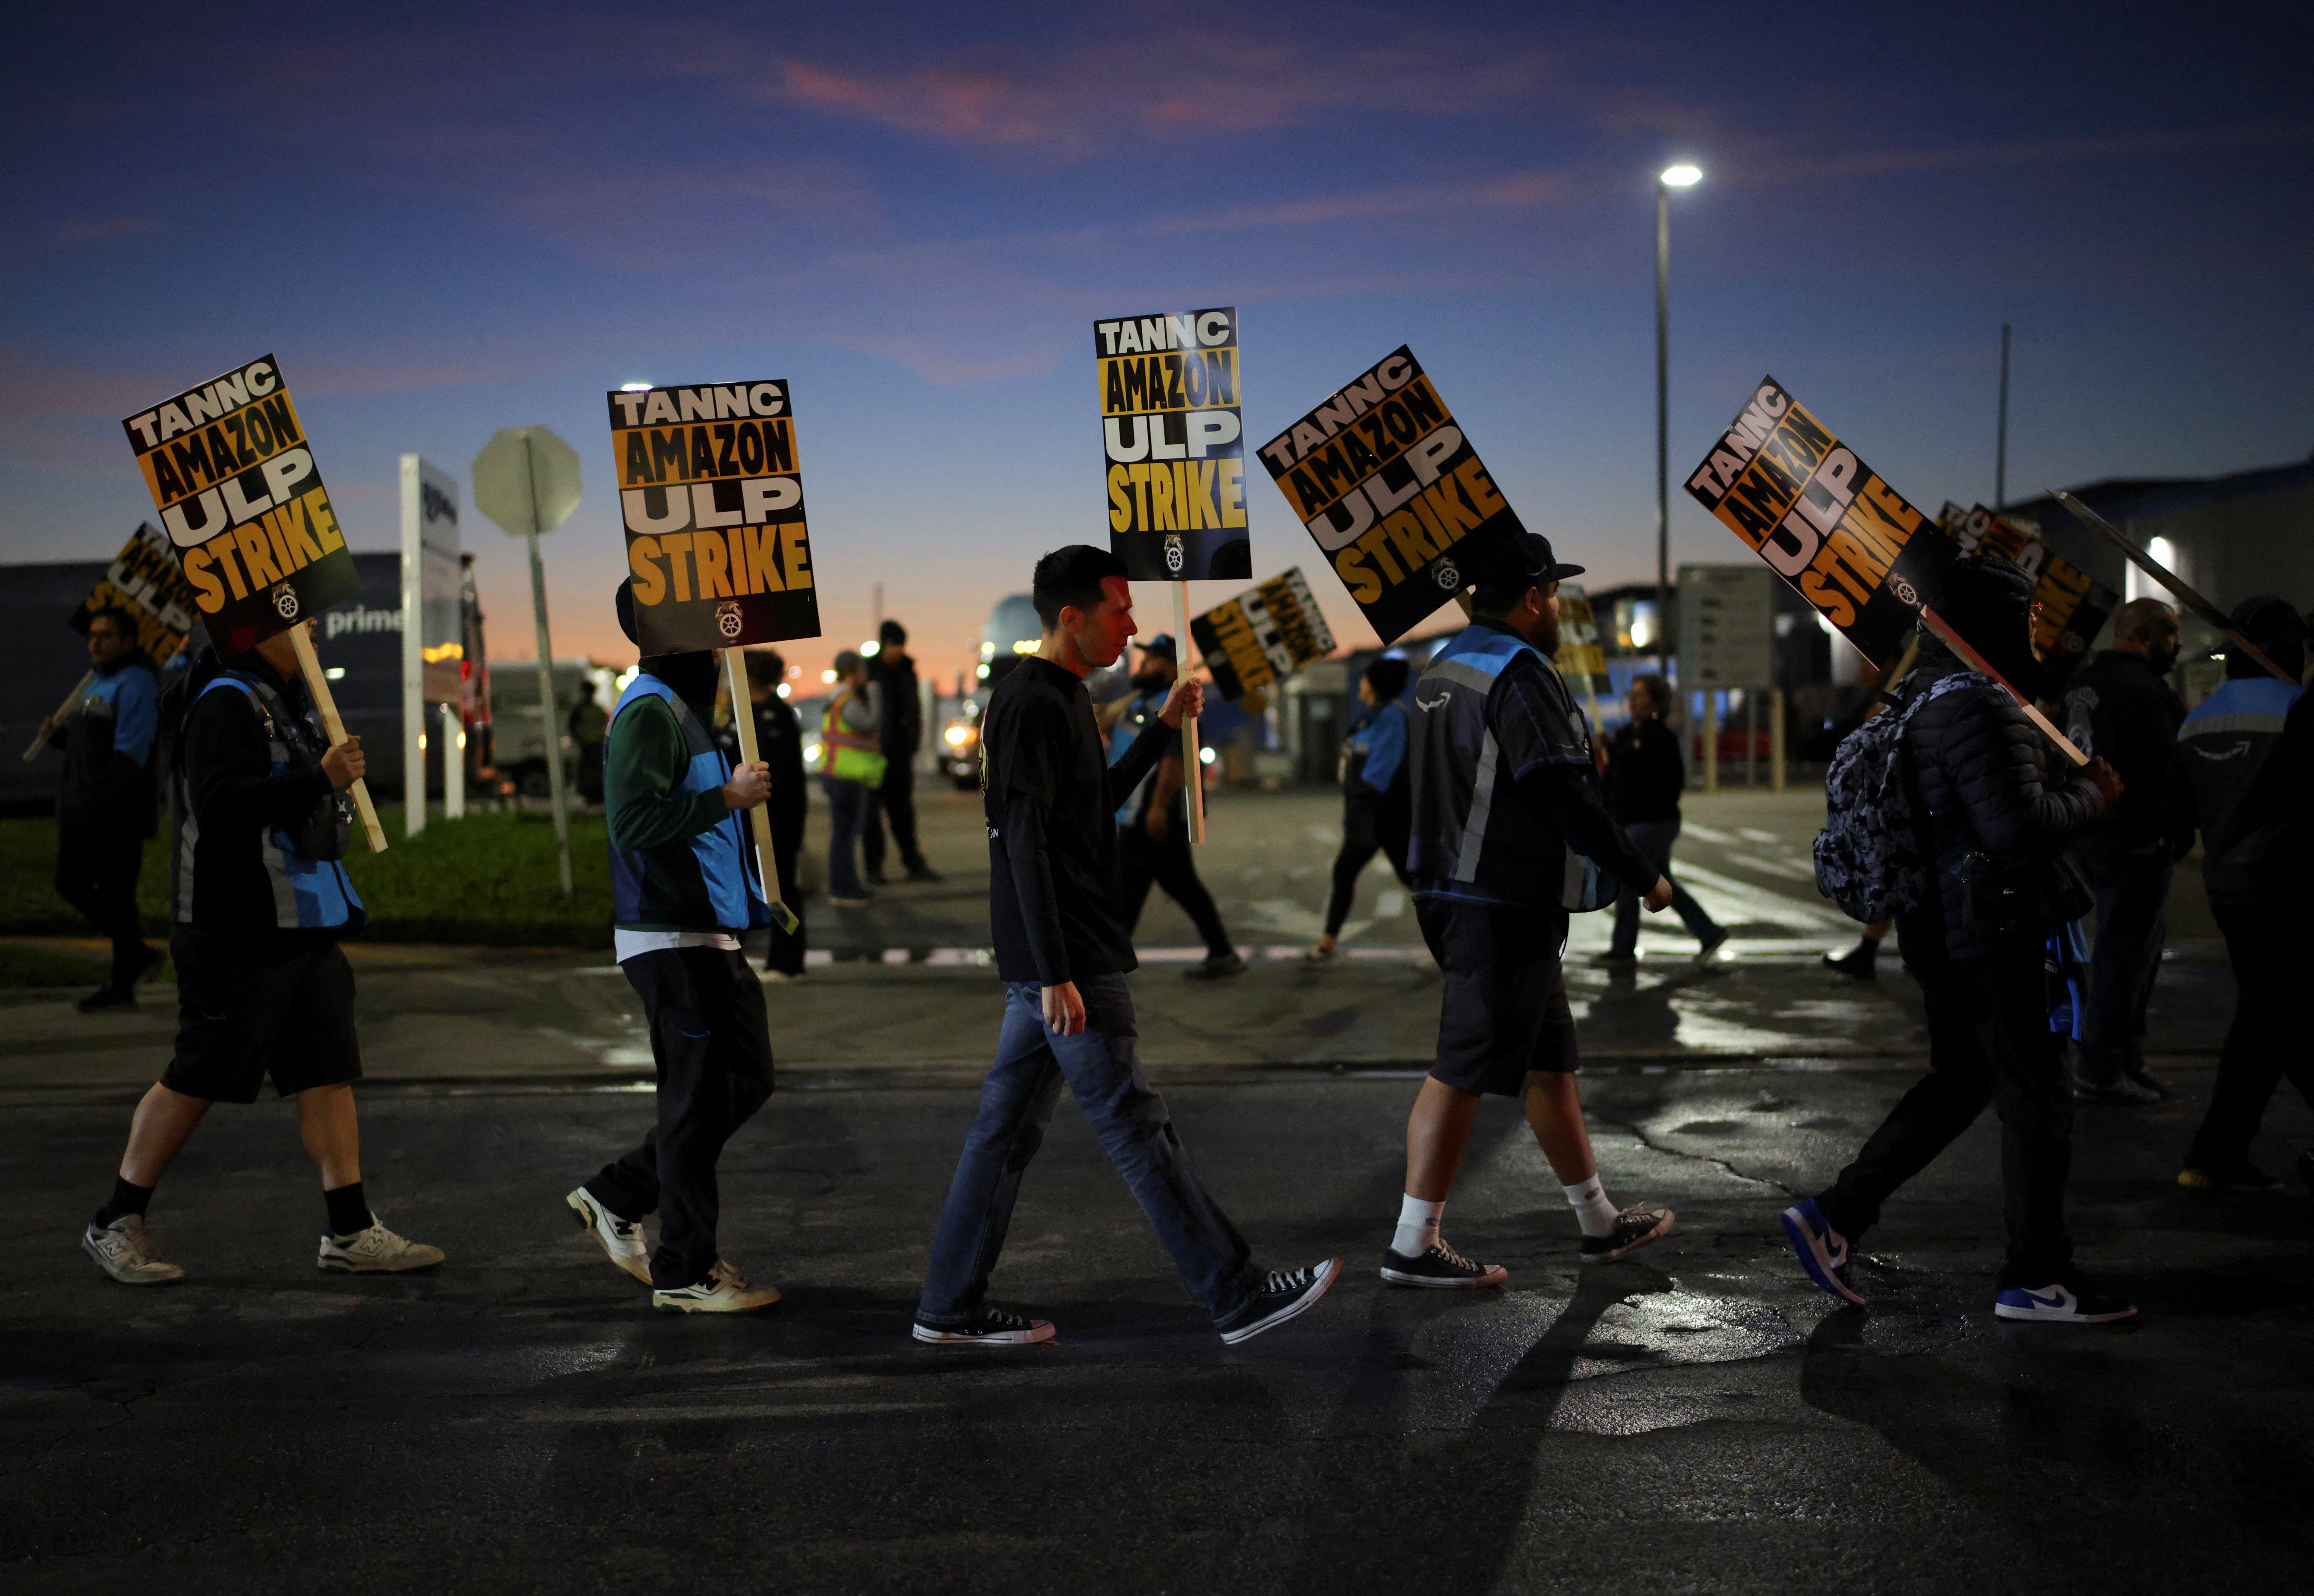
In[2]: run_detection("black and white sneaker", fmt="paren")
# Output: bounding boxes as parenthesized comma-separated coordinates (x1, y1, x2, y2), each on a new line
(1993, 1274, 2137, 1324)
(1579, 1203, 1674, 1264)
(913, 1307, 1055, 1345)
(1215, 1259, 1341, 1344)
(1379, 1240, 1508, 1289)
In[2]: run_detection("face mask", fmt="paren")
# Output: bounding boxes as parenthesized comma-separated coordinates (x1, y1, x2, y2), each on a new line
(2145, 643, 2178, 677)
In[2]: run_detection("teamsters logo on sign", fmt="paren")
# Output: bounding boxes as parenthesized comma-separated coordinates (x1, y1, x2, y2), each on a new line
(607, 380, 821, 656)
(119, 354, 360, 651)
(1188, 567, 1336, 703)
(1097, 307, 1250, 584)
(1683, 376, 1956, 668)
(1258, 347, 1522, 645)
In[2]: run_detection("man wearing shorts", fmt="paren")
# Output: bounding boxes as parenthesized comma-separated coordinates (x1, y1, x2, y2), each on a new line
(1383, 533, 1680, 1288)
(81, 620, 443, 1285)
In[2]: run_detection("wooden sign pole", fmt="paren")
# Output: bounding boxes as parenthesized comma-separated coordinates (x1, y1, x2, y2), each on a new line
(22, 671, 94, 762)
(1914, 606, 2090, 767)
(720, 649, 800, 936)
(1172, 582, 1207, 843)
(288, 623, 389, 853)
(2052, 490, 2297, 685)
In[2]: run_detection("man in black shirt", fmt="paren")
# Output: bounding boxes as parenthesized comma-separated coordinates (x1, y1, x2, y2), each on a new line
(1599, 672, 1726, 964)
(862, 618, 940, 884)
(744, 650, 810, 978)
(915, 546, 1339, 1347)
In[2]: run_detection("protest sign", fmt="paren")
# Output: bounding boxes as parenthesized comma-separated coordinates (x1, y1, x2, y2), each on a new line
(1258, 347, 1523, 645)
(608, 381, 820, 655)
(1188, 567, 1335, 702)
(76, 522, 199, 663)
(1553, 583, 1610, 690)
(1936, 502, 2116, 694)
(120, 354, 360, 652)
(1097, 307, 1248, 583)
(1682, 376, 1954, 669)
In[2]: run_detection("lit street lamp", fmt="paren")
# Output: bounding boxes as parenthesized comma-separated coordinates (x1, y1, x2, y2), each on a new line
(1655, 162, 1701, 680)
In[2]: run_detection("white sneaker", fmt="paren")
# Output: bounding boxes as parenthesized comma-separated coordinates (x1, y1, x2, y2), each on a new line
(318, 1220, 446, 1273)
(84, 1214, 184, 1285)
(566, 1187, 651, 1283)
(651, 1259, 780, 1314)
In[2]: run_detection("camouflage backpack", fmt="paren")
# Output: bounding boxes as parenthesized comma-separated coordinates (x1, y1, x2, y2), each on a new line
(1812, 673, 1989, 923)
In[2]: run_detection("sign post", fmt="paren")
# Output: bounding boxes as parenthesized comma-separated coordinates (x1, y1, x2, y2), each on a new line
(400, 456, 464, 837)
(473, 426, 584, 893)
(118, 356, 385, 849)
(2051, 491, 2298, 685)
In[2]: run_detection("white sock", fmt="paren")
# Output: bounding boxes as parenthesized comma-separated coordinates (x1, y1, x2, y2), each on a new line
(1392, 1194, 1444, 1257)
(1563, 1175, 1618, 1238)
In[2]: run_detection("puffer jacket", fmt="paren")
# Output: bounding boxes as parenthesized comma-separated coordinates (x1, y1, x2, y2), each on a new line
(1897, 640, 2105, 960)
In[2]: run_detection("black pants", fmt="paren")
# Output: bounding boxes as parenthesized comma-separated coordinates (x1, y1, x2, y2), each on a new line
(1816, 919, 2074, 1279)
(584, 947, 775, 1289)
(861, 760, 925, 877)
(1322, 794, 1410, 938)
(2185, 901, 2314, 1171)
(1118, 819, 1234, 960)
(764, 806, 808, 976)
(2073, 838, 2171, 1085)
(54, 818, 149, 986)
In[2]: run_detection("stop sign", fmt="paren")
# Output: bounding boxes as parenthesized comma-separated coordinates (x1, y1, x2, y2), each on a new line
(471, 427, 583, 537)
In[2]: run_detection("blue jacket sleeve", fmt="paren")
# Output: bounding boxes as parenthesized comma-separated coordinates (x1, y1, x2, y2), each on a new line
(111, 667, 158, 767)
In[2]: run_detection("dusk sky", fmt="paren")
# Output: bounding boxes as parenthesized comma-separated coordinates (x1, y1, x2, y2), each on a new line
(6, 2, 2309, 684)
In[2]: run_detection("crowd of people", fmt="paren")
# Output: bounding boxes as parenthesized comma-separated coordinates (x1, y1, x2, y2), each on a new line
(44, 523, 2310, 1341)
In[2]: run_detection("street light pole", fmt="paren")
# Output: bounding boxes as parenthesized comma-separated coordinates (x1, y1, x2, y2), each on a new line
(1653, 164, 1701, 683)
(1654, 178, 1671, 681)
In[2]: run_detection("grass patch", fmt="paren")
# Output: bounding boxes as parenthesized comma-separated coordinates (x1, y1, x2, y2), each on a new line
(0, 807, 613, 948)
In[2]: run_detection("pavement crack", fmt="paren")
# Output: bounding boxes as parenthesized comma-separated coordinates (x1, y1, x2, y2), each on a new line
(1592, 1111, 1801, 1198)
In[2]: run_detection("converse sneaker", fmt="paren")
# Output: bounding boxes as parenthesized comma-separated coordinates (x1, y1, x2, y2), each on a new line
(1215, 1259, 1341, 1344)
(1379, 1240, 1508, 1289)
(1579, 1203, 1675, 1264)
(651, 1260, 779, 1314)
(566, 1187, 651, 1283)
(83, 1214, 184, 1285)
(1993, 1274, 2137, 1324)
(912, 1306, 1056, 1345)
(318, 1221, 445, 1274)
(1780, 1197, 1863, 1306)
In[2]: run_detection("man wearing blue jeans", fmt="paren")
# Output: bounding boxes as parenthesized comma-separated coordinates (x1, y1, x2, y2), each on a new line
(915, 545, 1339, 1347)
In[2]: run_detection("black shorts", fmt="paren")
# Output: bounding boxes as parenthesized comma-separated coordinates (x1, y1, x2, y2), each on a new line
(160, 927, 363, 1104)
(1416, 895, 1577, 1097)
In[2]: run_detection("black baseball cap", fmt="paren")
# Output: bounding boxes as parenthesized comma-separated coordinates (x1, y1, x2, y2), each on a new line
(1470, 531, 1584, 588)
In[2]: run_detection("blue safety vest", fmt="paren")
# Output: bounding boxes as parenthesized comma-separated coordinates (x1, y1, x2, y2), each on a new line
(2178, 674, 2304, 903)
(1406, 624, 1617, 911)
(176, 671, 364, 929)
(607, 675, 771, 933)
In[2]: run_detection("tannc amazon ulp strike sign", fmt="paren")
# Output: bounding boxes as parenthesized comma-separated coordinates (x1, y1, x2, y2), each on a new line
(1259, 347, 1522, 645)
(1097, 307, 1250, 583)
(120, 355, 361, 651)
(1683, 376, 1954, 667)
(608, 380, 821, 655)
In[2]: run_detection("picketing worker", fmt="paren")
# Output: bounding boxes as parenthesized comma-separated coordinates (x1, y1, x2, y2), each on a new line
(82, 617, 442, 1286)
(862, 618, 940, 885)
(1781, 554, 2137, 1323)
(1308, 654, 1412, 962)
(914, 546, 1338, 1346)
(43, 605, 164, 1011)
(568, 678, 609, 804)
(743, 649, 810, 980)
(564, 580, 780, 1314)
(2173, 597, 2310, 1191)
(1384, 531, 1681, 1291)
(1104, 634, 1245, 980)
(1598, 671, 1728, 967)
(819, 648, 882, 908)
(2058, 597, 2194, 1104)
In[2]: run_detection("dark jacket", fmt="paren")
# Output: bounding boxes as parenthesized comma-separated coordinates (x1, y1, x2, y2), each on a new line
(2058, 649, 2191, 856)
(1899, 640, 2105, 960)
(55, 653, 160, 834)
(2178, 674, 2304, 907)
(871, 653, 922, 760)
(750, 692, 808, 831)
(1603, 717, 1684, 825)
